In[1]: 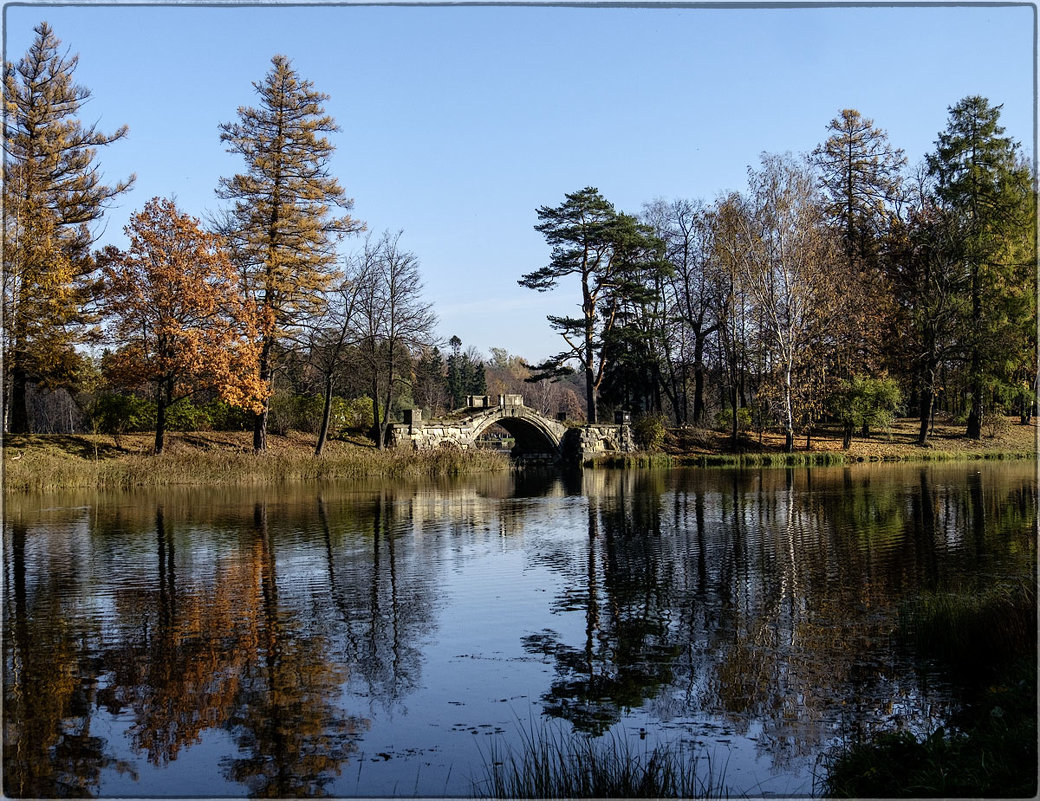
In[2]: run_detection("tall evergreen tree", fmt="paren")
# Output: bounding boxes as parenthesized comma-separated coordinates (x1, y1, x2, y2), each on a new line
(2, 22, 134, 432)
(813, 109, 906, 378)
(885, 198, 971, 446)
(926, 96, 1034, 438)
(444, 336, 486, 408)
(814, 109, 906, 264)
(217, 54, 363, 451)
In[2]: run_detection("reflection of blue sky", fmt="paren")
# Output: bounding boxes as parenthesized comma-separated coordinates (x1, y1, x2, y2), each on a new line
(6, 4, 1033, 361)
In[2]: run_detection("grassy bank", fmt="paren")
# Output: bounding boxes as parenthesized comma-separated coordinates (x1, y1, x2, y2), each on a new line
(586, 415, 1035, 467)
(659, 415, 1036, 467)
(2, 430, 510, 492)
(3, 415, 1035, 491)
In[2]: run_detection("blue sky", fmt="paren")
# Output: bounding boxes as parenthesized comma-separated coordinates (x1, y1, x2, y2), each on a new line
(3, 2, 1035, 361)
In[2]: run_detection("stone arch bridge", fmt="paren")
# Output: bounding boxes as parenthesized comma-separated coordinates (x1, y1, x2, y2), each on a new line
(389, 395, 633, 463)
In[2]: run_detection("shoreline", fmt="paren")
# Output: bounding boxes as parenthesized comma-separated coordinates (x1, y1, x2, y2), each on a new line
(2, 416, 1036, 493)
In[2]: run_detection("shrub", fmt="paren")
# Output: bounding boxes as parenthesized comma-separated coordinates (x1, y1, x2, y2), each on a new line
(714, 406, 751, 434)
(267, 392, 326, 435)
(829, 376, 902, 448)
(341, 396, 376, 432)
(633, 414, 667, 451)
(204, 400, 252, 431)
(165, 400, 211, 432)
(87, 393, 155, 434)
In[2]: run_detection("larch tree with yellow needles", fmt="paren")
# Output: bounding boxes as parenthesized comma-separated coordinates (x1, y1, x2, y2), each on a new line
(2, 21, 134, 433)
(217, 55, 363, 452)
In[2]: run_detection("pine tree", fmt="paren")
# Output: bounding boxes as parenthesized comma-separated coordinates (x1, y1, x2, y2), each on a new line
(217, 54, 363, 451)
(813, 109, 906, 380)
(814, 109, 906, 263)
(520, 187, 666, 423)
(2, 22, 134, 432)
(926, 96, 1033, 438)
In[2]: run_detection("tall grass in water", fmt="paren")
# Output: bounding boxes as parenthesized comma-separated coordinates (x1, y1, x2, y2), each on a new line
(825, 580, 1037, 797)
(900, 579, 1036, 674)
(4, 444, 510, 492)
(476, 721, 726, 799)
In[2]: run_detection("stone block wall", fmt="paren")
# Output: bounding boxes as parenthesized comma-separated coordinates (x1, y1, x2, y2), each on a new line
(560, 424, 634, 463)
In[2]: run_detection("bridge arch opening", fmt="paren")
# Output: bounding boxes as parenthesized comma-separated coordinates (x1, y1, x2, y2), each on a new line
(472, 416, 560, 459)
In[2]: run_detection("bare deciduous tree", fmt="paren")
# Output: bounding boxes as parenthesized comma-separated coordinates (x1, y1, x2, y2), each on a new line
(355, 231, 437, 449)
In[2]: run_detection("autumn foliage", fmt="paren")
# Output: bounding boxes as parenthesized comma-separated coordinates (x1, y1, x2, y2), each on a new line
(100, 198, 267, 453)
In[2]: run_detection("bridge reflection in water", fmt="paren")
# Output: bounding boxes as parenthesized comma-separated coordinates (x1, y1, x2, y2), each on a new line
(389, 395, 632, 463)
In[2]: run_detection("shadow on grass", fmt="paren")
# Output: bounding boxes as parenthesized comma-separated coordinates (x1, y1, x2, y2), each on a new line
(4, 434, 132, 460)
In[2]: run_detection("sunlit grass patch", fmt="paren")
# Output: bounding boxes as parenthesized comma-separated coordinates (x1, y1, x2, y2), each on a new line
(3, 434, 510, 492)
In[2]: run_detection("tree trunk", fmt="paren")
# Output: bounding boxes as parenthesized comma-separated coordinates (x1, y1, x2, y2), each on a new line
(379, 365, 395, 450)
(918, 382, 934, 446)
(253, 339, 273, 453)
(692, 336, 706, 425)
(315, 375, 334, 456)
(783, 363, 794, 454)
(965, 262, 983, 439)
(8, 363, 30, 434)
(729, 382, 739, 451)
(584, 357, 597, 425)
(966, 371, 983, 439)
(371, 377, 383, 450)
(1020, 374, 1036, 424)
(154, 378, 170, 455)
(842, 424, 853, 450)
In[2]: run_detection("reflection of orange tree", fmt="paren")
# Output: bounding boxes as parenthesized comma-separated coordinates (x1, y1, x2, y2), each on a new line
(221, 502, 367, 797)
(99, 503, 368, 794)
(102, 506, 261, 765)
(5, 519, 136, 797)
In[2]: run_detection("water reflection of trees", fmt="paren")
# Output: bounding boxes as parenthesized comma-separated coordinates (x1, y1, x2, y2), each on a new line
(522, 464, 1036, 771)
(4, 465, 1034, 794)
(522, 470, 680, 736)
(4, 512, 135, 797)
(2, 483, 463, 797)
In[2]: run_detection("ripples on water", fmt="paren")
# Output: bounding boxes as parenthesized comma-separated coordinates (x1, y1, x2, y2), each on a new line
(4, 462, 1036, 797)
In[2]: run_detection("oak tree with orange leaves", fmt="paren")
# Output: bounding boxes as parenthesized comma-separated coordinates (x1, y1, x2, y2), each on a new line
(100, 198, 267, 454)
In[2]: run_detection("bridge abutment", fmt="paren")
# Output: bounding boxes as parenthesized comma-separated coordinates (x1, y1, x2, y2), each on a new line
(560, 424, 634, 463)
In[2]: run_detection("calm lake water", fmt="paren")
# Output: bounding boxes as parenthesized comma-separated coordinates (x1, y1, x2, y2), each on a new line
(4, 461, 1036, 798)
